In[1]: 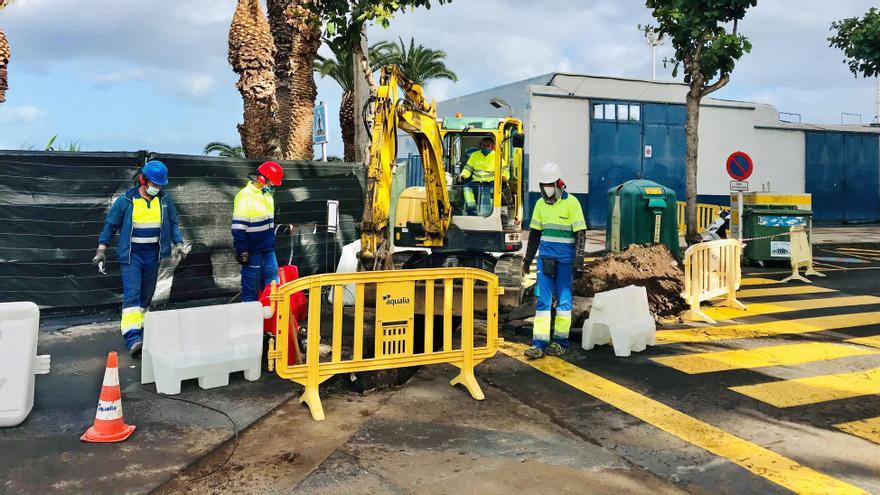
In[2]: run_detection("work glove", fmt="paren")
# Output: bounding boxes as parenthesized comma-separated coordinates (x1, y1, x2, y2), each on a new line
(522, 258, 531, 275)
(235, 251, 250, 266)
(172, 243, 191, 262)
(92, 248, 107, 275)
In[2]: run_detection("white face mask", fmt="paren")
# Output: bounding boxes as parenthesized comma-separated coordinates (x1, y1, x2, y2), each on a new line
(146, 185, 161, 196)
(542, 185, 556, 199)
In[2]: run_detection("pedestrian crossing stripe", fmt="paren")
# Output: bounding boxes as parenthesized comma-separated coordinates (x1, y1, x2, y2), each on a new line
(730, 368, 880, 408)
(499, 341, 868, 495)
(699, 295, 880, 322)
(736, 285, 836, 298)
(848, 336, 880, 349)
(834, 417, 880, 445)
(656, 311, 880, 345)
(835, 247, 880, 255)
(740, 277, 785, 286)
(652, 342, 879, 374)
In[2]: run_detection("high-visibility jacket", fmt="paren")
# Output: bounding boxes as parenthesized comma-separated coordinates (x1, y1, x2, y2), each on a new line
(98, 187, 183, 264)
(231, 182, 276, 254)
(461, 150, 507, 183)
(529, 191, 586, 264)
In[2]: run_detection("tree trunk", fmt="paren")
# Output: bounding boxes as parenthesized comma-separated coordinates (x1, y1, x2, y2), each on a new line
(229, 0, 278, 158)
(684, 88, 701, 242)
(0, 30, 10, 104)
(268, 0, 320, 161)
(352, 26, 373, 164)
(340, 90, 355, 162)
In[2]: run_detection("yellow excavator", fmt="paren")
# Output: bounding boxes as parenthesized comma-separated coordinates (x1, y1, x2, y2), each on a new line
(360, 65, 526, 308)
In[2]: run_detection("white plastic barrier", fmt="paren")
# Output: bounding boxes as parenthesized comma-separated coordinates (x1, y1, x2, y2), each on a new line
(142, 302, 263, 395)
(0, 302, 50, 427)
(581, 286, 656, 357)
(329, 239, 360, 306)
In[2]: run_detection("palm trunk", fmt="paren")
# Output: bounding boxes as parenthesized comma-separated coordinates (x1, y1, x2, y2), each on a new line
(685, 87, 701, 242)
(269, 0, 320, 161)
(229, 0, 278, 158)
(340, 90, 355, 162)
(0, 30, 9, 104)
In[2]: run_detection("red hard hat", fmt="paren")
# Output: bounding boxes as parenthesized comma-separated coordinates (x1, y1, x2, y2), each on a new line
(257, 161, 284, 186)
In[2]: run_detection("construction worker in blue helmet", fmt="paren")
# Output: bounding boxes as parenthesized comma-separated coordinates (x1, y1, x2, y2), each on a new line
(522, 162, 587, 359)
(232, 161, 284, 302)
(92, 160, 189, 358)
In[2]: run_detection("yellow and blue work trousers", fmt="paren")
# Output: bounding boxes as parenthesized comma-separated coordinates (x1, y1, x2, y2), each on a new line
(462, 181, 493, 216)
(533, 257, 573, 349)
(120, 248, 159, 349)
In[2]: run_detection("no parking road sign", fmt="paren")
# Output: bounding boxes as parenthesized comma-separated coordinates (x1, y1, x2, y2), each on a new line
(726, 151, 753, 181)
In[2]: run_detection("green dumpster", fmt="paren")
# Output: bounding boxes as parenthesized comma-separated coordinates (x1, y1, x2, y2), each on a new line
(742, 205, 813, 263)
(606, 180, 680, 257)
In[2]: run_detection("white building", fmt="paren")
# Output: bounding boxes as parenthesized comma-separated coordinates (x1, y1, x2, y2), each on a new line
(403, 73, 880, 227)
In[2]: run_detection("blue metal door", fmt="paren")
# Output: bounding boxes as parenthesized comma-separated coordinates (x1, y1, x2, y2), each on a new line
(806, 132, 879, 223)
(588, 103, 642, 227)
(642, 103, 686, 198)
(588, 101, 686, 227)
(844, 133, 879, 222)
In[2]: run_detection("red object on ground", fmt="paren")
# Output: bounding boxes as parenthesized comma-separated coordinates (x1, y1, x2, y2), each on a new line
(259, 265, 307, 365)
(81, 352, 136, 443)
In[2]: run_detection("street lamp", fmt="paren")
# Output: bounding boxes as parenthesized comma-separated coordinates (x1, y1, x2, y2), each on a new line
(490, 97, 512, 117)
(647, 29, 665, 81)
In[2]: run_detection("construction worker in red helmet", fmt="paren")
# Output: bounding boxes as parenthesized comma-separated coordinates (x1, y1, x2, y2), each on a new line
(92, 160, 189, 358)
(232, 161, 284, 302)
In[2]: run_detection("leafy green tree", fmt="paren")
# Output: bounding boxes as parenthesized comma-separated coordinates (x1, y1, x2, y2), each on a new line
(204, 141, 246, 158)
(379, 37, 457, 86)
(643, 0, 756, 241)
(305, 0, 453, 161)
(829, 8, 880, 78)
(314, 40, 394, 161)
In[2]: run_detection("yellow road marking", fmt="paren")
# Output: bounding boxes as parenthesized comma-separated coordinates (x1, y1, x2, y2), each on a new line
(737, 286, 836, 298)
(656, 312, 880, 345)
(740, 277, 784, 286)
(835, 247, 880, 255)
(849, 336, 880, 349)
(652, 342, 878, 374)
(835, 417, 880, 445)
(731, 368, 880, 408)
(701, 295, 880, 321)
(499, 342, 867, 495)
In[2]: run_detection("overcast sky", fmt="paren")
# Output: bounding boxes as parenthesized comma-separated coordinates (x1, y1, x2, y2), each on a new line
(0, 0, 877, 156)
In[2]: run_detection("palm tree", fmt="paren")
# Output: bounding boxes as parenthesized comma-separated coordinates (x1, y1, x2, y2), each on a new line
(0, 1, 13, 104)
(267, 0, 321, 161)
(381, 37, 457, 87)
(228, 0, 278, 158)
(204, 141, 245, 158)
(314, 40, 394, 161)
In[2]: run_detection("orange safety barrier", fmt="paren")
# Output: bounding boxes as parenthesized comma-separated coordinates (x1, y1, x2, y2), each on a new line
(680, 239, 746, 324)
(266, 267, 503, 421)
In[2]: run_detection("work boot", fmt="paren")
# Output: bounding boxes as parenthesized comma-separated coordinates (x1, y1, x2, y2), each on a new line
(129, 340, 143, 359)
(524, 345, 545, 359)
(545, 341, 567, 357)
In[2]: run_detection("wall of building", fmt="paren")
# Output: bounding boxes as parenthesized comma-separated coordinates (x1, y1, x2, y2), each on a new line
(697, 104, 806, 203)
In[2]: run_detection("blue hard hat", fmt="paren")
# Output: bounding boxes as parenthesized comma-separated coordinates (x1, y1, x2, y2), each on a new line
(142, 160, 169, 186)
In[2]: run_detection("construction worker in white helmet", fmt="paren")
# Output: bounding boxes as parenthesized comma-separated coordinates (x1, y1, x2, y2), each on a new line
(522, 162, 587, 359)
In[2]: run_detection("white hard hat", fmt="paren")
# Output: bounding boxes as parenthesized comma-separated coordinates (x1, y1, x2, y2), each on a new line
(538, 162, 562, 184)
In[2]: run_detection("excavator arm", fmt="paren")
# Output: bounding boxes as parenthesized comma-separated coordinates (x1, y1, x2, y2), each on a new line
(360, 65, 452, 266)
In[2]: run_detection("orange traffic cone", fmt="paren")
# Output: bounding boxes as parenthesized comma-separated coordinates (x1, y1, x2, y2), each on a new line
(81, 351, 136, 443)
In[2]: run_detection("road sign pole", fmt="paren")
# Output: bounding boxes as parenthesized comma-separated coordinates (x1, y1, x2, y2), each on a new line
(321, 142, 327, 162)
(738, 191, 744, 240)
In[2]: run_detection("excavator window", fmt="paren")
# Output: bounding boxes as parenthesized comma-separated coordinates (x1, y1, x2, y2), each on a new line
(443, 133, 498, 217)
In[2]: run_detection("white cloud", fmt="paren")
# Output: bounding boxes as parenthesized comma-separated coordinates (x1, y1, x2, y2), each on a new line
(0, 105, 43, 124)
(93, 68, 149, 87)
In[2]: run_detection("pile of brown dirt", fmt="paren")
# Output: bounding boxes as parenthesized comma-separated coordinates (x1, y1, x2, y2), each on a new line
(574, 244, 686, 318)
